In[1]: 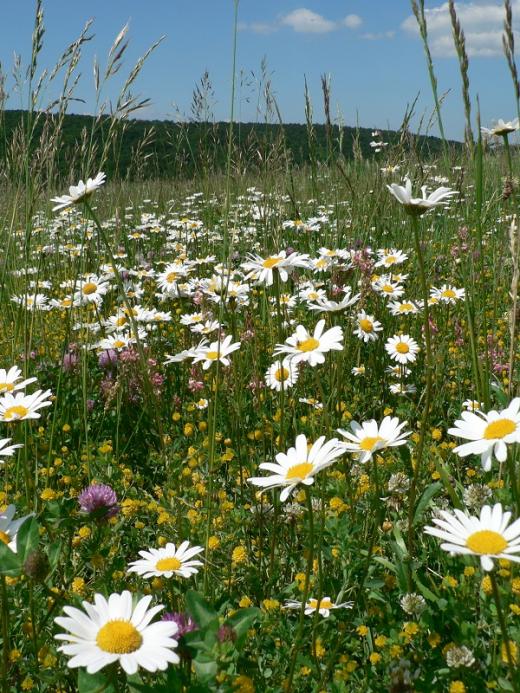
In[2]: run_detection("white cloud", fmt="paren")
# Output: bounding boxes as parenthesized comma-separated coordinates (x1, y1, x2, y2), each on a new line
(362, 31, 396, 41)
(240, 8, 363, 35)
(402, 1, 520, 57)
(281, 8, 336, 33)
(344, 14, 363, 29)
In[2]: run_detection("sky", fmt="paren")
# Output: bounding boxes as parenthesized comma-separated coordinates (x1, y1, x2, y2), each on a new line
(1, 1, 519, 141)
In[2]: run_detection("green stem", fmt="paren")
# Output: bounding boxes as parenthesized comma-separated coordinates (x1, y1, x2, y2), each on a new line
(286, 487, 314, 691)
(406, 215, 434, 585)
(1, 577, 8, 693)
(490, 571, 519, 693)
(83, 200, 164, 447)
(203, 371, 220, 596)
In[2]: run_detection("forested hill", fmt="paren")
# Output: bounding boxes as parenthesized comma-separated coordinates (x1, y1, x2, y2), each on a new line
(0, 109, 456, 181)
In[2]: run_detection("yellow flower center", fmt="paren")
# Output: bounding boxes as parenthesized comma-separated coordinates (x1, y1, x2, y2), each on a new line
(82, 282, 97, 295)
(155, 557, 182, 572)
(61, 298, 72, 307)
(308, 598, 333, 609)
(96, 620, 143, 654)
(0, 383, 14, 393)
(262, 257, 281, 269)
(166, 272, 177, 283)
(3, 405, 28, 421)
(466, 530, 508, 555)
(206, 351, 219, 360)
(297, 337, 319, 352)
(285, 462, 314, 480)
(483, 418, 516, 440)
(359, 319, 373, 332)
(382, 284, 394, 293)
(399, 303, 413, 312)
(116, 317, 128, 327)
(0, 531, 10, 545)
(384, 256, 396, 264)
(395, 342, 410, 354)
(441, 289, 456, 299)
(113, 340, 125, 349)
(359, 436, 383, 451)
(274, 367, 289, 382)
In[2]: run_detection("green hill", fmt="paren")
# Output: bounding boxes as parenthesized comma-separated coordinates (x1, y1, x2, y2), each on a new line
(0, 109, 457, 182)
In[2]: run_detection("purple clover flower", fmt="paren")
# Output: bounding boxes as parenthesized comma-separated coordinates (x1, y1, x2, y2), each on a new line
(78, 484, 119, 522)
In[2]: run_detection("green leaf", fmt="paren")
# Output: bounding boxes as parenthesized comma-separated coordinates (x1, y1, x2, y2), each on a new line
(78, 669, 116, 693)
(413, 482, 442, 526)
(193, 653, 218, 684)
(16, 516, 39, 564)
(412, 574, 439, 603)
(185, 590, 218, 629)
(0, 541, 21, 577)
(225, 606, 260, 648)
(47, 540, 62, 571)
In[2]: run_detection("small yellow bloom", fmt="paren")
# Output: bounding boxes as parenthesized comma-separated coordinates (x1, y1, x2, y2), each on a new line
(449, 682, 466, 693)
(262, 598, 280, 612)
(232, 546, 247, 564)
(481, 576, 492, 595)
(71, 577, 85, 595)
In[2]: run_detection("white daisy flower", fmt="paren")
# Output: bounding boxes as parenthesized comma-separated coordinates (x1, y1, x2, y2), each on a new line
(242, 250, 310, 286)
(375, 249, 408, 268)
(307, 287, 360, 313)
(351, 365, 366, 377)
(54, 591, 179, 674)
(274, 319, 343, 367)
(0, 438, 23, 460)
(283, 596, 353, 618)
(462, 399, 484, 412)
(73, 275, 110, 307)
(430, 284, 465, 304)
(372, 277, 405, 300)
(389, 382, 417, 395)
(353, 311, 383, 343)
(448, 398, 520, 471)
(481, 118, 519, 138)
(424, 503, 520, 571)
(11, 293, 50, 311)
(0, 505, 33, 553)
(0, 366, 37, 394)
(337, 416, 410, 463)
(385, 335, 420, 364)
(265, 360, 299, 391)
(298, 286, 327, 304)
(0, 389, 53, 422)
(127, 541, 204, 579)
(248, 433, 345, 502)
(388, 300, 420, 316)
(192, 335, 241, 370)
(387, 176, 457, 216)
(51, 172, 106, 211)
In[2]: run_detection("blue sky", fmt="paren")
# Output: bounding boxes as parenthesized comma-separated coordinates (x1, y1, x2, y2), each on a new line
(1, 1, 519, 141)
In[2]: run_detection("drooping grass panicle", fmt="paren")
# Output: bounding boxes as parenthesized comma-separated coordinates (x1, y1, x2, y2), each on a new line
(448, 0, 474, 152)
(410, 0, 448, 157)
(503, 0, 520, 123)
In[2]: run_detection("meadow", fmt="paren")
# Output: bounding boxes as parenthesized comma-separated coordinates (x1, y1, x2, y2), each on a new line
(1, 1, 520, 692)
